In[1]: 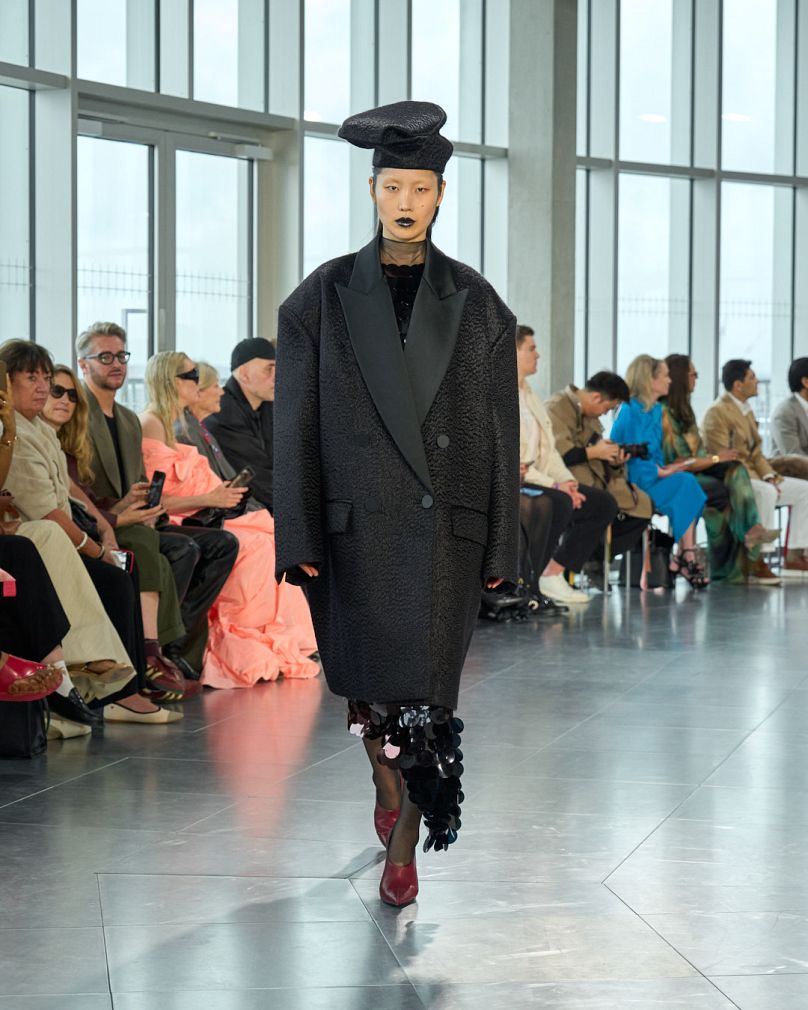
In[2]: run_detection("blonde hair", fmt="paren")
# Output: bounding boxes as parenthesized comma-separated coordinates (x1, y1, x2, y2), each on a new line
(625, 354, 663, 410)
(52, 364, 95, 485)
(196, 361, 220, 391)
(144, 350, 189, 448)
(76, 321, 126, 360)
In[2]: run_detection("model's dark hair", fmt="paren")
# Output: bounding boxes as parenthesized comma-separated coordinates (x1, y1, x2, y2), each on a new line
(788, 357, 808, 393)
(0, 339, 54, 377)
(372, 166, 443, 229)
(662, 354, 696, 429)
(515, 324, 535, 347)
(584, 371, 629, 403)
(722, 358, 752, 392)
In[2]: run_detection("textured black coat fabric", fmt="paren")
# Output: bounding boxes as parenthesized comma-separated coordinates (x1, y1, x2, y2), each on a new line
(205, 377, 274, 510)
(274, 237, 519, 709)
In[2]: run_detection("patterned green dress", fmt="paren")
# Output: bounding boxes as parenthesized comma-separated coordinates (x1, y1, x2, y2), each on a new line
(661, 404, 760, 582)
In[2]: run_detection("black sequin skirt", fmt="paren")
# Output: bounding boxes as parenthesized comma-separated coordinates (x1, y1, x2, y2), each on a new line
(348, 700, 464, 852)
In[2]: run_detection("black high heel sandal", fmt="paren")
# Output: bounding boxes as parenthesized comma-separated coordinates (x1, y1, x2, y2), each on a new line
(670, 549, 709, 590)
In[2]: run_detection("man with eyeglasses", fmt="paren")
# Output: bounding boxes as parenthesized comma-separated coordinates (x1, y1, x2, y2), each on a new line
(78, 321, 239, 679)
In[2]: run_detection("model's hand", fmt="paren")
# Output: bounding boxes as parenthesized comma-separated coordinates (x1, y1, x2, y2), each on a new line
(300, 564, 319, 578)
(485, 577, 504, 589)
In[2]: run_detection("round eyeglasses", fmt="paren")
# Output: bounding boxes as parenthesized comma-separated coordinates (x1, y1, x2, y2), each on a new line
(85, 351, 131, 365)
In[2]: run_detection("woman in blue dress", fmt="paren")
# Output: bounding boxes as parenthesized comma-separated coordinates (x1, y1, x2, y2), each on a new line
(611, 355, 708, 587)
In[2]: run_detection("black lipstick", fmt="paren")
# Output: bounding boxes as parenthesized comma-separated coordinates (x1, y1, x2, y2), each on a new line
(396, 217, 415, 227)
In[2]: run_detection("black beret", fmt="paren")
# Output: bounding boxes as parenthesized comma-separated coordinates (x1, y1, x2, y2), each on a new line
(338, 101, 453, 173)
(231, 337, 275, 372)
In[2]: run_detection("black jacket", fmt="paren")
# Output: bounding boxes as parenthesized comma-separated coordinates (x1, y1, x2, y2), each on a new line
(205, 377, 274, 510)
(273, 236, 519, 709)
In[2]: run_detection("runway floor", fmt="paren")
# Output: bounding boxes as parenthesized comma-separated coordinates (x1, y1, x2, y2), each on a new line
(3, 580, 808, 1008)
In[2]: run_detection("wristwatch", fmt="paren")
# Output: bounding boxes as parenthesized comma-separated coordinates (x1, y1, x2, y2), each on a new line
(711, 454, 720, 464)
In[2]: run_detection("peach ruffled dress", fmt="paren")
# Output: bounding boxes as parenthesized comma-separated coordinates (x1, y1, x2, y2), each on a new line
(142, 437, 319, 689)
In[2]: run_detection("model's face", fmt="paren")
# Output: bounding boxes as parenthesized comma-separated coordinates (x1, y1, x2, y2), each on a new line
(197, 380, 224, 417)
(688, 360, 698, 394)
(237, 357, 276, 403)
(42, 370, 77, 429)
(650, 361, 671, 398)
(582, 392, 618, 418)
(736, 368, 758, 399)
(10, 366, 52, 420)
(516, 336, 539, 379)
(175, 356, 200, 408)
(79, 335, 128, 391)
(370, 168, 445, 244)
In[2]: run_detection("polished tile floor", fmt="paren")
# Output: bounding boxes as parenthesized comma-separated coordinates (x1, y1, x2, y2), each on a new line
(3, 582, 808, 1008)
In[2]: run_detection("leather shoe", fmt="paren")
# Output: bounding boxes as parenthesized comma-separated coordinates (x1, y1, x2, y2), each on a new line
(162, 646, 201, 682)
(0, 653, 63, 702)
(48, 688, 104, 736)
(374, 803, 401, 848)
(379, 850, 418, 907)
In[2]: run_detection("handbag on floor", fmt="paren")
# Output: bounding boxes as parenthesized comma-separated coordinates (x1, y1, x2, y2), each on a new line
(0, 699, 49, 758)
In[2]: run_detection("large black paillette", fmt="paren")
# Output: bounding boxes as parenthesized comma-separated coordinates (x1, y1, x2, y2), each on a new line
(338, 100, 454, 172)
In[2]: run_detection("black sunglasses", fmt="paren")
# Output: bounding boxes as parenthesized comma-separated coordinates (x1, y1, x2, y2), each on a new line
(176, 368, 200, 383)
(50, 384, 79, 403)
(85, 351, 131, 365)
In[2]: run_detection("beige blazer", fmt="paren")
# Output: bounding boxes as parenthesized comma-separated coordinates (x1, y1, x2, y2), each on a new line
(519, 382, 574, 487)
(5, 412, 72, 521)
(701, 392, 774, 481)
(546, 385, 653, 518)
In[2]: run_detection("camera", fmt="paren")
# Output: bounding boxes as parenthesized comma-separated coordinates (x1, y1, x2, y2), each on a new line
(618, 442, 650, 460)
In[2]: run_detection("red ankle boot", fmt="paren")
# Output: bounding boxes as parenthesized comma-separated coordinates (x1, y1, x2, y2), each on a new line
(379, 821, 419, 908)
(374, 803, 401, 848)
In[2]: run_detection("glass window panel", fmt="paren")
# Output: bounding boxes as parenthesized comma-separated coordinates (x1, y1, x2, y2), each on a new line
(722, 0, 792, 174)
(77, 0, 155, 90)
(0, 87, 30, 339)
(719, 182, 792, 433)
(574, 170, 587, 383)
(0, 0, 29, 65)
(411, 0, 482, 143)
(304, 137, 350, 277)
(576, 0, 588, 157)
(304, 0, 351, 124)
(77, 137, 151, 411)
(619, 0, 690, 164)
(434, 157, 482, 270)
(616, 174, 689, 373)
(193, 0, 264, 110)
(176, 151, 252, 377)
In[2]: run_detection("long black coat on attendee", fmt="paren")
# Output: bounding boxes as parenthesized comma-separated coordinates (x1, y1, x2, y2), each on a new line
(205, 377, 274, 510)
(274, 236, 519, 709)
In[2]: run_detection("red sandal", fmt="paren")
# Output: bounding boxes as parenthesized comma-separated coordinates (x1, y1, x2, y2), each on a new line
(0, 653, 63, 702)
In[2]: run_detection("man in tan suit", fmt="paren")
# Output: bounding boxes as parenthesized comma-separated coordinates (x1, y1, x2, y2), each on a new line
(546, 372, 652, 566)
(702, 359, 808, 572)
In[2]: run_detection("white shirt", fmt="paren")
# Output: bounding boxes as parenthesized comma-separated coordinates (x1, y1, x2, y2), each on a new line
(729, 392, 753, 416)
(519, 388, 541, 465)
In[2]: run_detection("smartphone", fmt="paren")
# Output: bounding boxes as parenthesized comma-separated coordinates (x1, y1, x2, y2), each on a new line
(109, 549, 134, 573)
(229, 467, 254, 489)
(0, 362, 7, 391)
(146, 470, 166, 508)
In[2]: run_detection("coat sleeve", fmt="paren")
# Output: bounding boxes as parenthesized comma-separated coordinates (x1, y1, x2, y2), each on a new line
(771, 404, 802, 456)
(208, 416, 274, 510)
(273, 304, 324, 585)
(484, 318, 520, 582)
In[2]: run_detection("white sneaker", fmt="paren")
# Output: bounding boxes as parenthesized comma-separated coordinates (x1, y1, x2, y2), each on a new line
(539, 573, 591, 604)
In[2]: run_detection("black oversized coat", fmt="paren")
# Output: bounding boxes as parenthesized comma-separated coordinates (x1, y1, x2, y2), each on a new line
(273, 236, 519, 709)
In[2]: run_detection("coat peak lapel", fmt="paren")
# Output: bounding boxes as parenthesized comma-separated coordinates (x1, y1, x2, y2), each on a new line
(404, 243, 467, 426)
(338, 240, 433, 491)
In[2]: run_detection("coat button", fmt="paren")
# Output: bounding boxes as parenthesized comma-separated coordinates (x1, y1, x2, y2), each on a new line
(365, 496, 380, 513)
(437, 434, 450, 448)
(421, 494, 434, 509)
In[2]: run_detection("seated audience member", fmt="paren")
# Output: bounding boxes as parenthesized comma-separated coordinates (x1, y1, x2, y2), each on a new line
(0, 340, 179, 727)
(42, 365, 199, 703)
(769, 358, 808, 481)
(175, 362, 265, 516)
(703, 359, 808, 574)
(139, 350, 319, 688)
(517, 325, 618, 605)
(611, 355, 708, 588)
(546, 371, 651, 568)
(204, 338, 276, 511)
(661, 355, 780, 585)
(77, 321, 239, 678)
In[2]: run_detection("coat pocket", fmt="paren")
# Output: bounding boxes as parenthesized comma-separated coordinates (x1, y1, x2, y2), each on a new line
(450, 506, 488, 548)
(325, 499, 353, 534)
